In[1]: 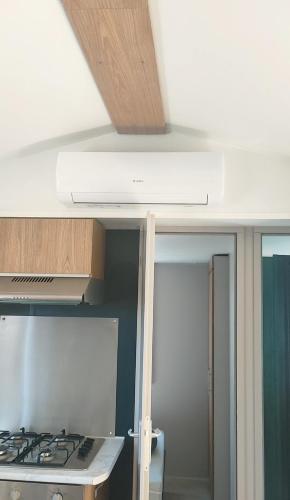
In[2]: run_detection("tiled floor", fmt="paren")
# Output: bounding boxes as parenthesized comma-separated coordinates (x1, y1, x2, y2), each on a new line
(163, 478, 211, 500)
(163, 495, 210, 500)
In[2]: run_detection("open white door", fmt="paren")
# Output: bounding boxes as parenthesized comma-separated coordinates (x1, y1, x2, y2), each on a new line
(129, 213, 157, 500)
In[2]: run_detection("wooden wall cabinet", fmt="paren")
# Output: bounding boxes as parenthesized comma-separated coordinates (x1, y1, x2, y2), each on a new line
(0, 218, 105, 278)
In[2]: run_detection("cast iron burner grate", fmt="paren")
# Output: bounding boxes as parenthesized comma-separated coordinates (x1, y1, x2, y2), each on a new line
(0, 427, 104, 470)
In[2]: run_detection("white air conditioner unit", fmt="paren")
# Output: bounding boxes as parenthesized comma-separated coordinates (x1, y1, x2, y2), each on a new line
(56, 152, 224, 206)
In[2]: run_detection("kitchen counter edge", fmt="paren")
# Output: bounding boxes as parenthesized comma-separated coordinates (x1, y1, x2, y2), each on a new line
(0, 436, 125, 486)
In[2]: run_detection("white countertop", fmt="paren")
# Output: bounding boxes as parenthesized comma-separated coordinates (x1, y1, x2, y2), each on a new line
(0, 437, 124, 486)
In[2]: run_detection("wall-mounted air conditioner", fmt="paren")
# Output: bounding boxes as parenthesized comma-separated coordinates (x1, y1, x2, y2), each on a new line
(56, 152, 224, 206)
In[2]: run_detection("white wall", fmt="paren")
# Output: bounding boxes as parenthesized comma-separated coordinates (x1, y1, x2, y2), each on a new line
(0, 130, 290, 223)
(152, 263, 209, 479)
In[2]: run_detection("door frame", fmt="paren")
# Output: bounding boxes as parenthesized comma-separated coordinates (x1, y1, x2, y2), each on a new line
(133, 223, 287, 500)
(132, 214, 156, 500)
(155, 226, 241, 500)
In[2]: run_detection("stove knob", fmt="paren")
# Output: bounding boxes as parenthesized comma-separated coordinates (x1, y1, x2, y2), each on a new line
(10, 491, 21, 500)
(51, 494, 63, 500)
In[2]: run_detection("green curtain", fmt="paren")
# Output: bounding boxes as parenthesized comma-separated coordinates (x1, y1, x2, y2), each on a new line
(263, 255, 290, 500)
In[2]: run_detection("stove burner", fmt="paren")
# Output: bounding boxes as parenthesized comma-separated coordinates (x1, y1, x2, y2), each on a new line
(10, 427, 26, 444)
(54, 430, 82, 449)
(10, 435, 23, 441)
(0, 444, 11, 462)
(55, 438, 69, 447)
(0, 445, 9, 456)
(9, 435, 25, 448)
(8, 427, 37, 449)
(38, 447, 55, 463)
(54, 429, 66, 440)
(0, 428, 102, 470)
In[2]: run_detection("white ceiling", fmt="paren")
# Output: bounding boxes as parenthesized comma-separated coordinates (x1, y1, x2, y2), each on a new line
(151, 0, 290, 155)
(0, 0, 110, 157)
(1, 0, 290, 157)
(155, 234, 235, 264)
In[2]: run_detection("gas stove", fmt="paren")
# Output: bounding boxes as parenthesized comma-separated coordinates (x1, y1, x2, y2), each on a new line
(0, 428, 104, 470)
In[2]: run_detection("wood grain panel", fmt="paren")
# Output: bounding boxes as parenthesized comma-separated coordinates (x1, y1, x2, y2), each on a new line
(83, 481, 109, 500)
(62, 0, 165, 133)
(91, 219, 105, 279)
(64, 0, 145, 8)
(0, 218, 105, 278)
(83, 486, 95, 500)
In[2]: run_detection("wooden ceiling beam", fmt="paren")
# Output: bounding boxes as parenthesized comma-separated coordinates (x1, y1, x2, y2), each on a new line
(62, 0, 166, 134)
(64, 0, 146, 8)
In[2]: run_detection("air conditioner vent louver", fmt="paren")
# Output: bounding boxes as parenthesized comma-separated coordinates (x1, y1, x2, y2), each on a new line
(11, 277, 54, 284)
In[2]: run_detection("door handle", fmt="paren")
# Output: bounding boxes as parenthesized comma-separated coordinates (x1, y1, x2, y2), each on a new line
(128, 428, 161, 438)
(128, 429, 139, 438)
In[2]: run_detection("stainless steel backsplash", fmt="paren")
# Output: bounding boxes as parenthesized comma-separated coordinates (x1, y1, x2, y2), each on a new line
(0, 316, 118, 437)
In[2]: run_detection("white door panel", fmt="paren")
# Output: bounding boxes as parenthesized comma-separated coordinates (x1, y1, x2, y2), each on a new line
(129, 213, 156, 500)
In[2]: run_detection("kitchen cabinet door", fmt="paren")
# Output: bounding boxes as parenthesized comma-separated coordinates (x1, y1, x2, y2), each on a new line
(129, 213, 156, 500)
(0, 218, 105, 277)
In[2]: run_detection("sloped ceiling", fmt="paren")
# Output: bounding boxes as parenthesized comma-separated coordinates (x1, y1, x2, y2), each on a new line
(0, 0, 110, 157)
(152, 0, 290, 155)
(1, 0, 290, 157)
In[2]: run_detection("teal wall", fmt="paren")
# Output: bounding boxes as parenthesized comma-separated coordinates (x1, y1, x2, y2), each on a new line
(0, 230, 140, 500)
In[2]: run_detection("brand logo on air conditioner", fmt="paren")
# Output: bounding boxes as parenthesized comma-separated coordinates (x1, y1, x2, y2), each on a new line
(132, 179, 144, 183)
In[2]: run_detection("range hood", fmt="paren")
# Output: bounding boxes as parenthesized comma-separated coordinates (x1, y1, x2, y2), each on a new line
(0, 276, 104, 305)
